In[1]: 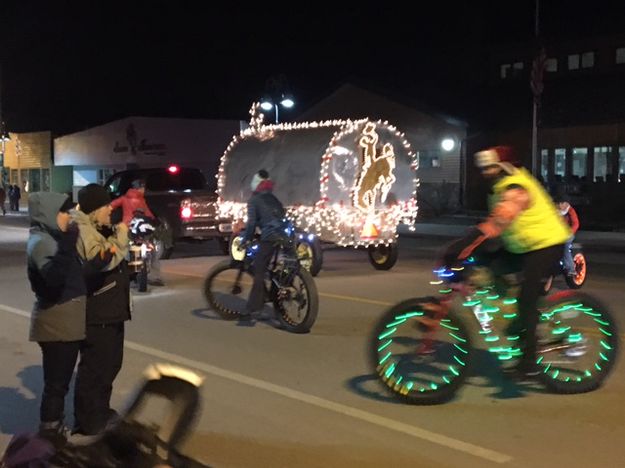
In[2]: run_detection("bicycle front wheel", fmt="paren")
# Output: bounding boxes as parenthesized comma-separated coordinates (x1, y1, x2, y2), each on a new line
(368, 298, 474, 405)
(536, 292, 619, 393)
(273, 268, 318, 334)
(204, 259, 253, 320)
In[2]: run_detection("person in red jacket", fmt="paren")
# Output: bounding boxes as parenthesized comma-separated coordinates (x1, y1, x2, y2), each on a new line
(555, 196, 579, 276)
(111, 179, 164, 286)
(110, 179, 155, 226)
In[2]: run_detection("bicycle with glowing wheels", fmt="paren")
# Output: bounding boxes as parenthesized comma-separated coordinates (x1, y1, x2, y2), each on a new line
(368, 257, 619, 404)
(204, 224, 319, 334)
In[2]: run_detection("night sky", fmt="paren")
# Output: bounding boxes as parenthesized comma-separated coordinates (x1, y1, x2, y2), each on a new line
(1, 0, 624, 135)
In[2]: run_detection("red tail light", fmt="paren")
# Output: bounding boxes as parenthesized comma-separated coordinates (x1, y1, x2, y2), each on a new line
(181, 206, 193, 219)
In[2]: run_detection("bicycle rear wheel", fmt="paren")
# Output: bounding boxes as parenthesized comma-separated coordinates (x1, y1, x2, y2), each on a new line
(203, 259, 253, 320)
(536, 292, 619, 393)
(273, 268, 318, 333)
(564, 252, 587, 289)
(368, 298, 474, 405)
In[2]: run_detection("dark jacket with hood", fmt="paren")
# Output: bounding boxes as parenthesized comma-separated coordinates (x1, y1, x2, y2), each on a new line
(242, 180, 287, 243)
(27, 192, 86, 342)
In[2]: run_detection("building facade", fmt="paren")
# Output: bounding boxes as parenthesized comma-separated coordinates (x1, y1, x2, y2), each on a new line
(297, 84, 468, 216)
(54, 116, 243, 199)
(465, 33, 625, 228)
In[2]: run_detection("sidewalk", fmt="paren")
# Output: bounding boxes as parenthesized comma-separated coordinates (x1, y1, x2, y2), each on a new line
(399, 215, 625, 253)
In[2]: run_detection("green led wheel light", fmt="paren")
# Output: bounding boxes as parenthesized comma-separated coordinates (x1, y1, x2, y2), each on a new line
(375, 308, 470, 396)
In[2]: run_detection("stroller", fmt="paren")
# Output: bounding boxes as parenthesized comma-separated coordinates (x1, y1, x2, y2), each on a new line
(1, 364, 210, 468)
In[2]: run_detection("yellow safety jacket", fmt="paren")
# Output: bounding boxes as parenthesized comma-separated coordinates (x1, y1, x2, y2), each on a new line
(490, 168, 571, 253)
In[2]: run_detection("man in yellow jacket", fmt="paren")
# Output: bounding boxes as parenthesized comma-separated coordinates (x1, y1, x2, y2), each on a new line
(443, 146, 571, 377)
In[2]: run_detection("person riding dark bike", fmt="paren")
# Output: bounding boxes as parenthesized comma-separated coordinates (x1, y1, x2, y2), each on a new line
(442, 146, 572, 377)
(239, 169, 288, 323)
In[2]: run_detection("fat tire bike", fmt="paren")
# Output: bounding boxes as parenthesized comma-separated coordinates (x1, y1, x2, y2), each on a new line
(204, 236, 319, 334)
(368, 258, 618, 404)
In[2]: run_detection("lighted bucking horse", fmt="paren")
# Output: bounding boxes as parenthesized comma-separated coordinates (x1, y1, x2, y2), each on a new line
(215, 103, 419, 275)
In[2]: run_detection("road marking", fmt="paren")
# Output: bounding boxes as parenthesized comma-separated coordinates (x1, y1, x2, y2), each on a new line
(0, 302, 512, 464)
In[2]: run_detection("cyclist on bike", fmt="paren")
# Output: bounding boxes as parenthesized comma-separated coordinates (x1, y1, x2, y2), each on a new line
(110, 179, 164, 286)
(442, 145, 571, 377)
(554, 195, 580, 277)
(239, 169, 288, 324)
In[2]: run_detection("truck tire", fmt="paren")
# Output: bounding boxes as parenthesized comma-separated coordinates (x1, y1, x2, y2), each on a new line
(368, 243, 398, 270)
(296, 235, 323, 277)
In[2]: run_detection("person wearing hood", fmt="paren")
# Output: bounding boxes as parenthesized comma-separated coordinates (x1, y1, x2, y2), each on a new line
(239, 169, 288, 324)
(26, 192, 85, 447)
(71, 183, 131, 438)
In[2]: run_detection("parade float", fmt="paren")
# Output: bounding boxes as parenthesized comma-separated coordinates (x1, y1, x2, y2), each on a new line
(216, 103, 419, 274)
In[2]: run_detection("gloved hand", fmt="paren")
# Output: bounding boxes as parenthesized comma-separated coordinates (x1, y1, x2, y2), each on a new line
(58, 223, 80, 253)
(441, 227, 485, 267)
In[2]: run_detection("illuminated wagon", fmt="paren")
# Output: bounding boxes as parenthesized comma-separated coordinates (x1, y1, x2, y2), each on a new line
(216, 105, 419, 274)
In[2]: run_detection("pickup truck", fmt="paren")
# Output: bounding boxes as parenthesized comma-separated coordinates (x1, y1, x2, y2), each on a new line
(104, 166, 228, 258)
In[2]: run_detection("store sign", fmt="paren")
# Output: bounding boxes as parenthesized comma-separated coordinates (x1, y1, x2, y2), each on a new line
(112, 123, 167, 156)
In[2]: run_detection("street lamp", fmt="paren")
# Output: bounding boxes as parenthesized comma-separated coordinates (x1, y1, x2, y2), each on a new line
(259, 94, 295, 124)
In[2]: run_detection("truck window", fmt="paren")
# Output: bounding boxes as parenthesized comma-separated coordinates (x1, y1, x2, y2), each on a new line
(145, 169, 206, 192)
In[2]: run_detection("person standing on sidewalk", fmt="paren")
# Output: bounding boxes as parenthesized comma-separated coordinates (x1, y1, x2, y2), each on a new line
(26, 192, 85, 448)
(0, 185, 6, 215)
(71, 184, 131, 438)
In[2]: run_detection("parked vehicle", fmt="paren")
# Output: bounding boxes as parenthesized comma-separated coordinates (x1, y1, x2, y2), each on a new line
(204, 221, 319, 333)
(215, 104, 419, 274)
(105, 166, 228, 259)
(368, 257, 618, 404)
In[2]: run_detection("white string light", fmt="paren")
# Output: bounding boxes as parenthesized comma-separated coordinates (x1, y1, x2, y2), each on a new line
(216, 103, 419, 247)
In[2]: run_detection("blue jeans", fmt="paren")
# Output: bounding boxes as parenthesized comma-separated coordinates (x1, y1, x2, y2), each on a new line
(563, 237, 575, 274)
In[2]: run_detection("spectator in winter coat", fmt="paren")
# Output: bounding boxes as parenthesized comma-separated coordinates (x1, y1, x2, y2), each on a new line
(0, 186, 6, 215)
(27, 192, 85, 448)
(71, 183, 131, 438)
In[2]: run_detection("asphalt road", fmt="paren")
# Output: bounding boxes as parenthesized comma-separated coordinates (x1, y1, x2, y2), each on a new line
(1, 217, 624, 467)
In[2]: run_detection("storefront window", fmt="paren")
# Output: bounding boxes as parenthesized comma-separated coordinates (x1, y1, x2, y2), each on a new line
(619, 147, 625, 182)
(20, 169, 30, 192)
(572, 148, 587, 179)
(540, 149, 548, 181)
(554, 148, 566, 178)
(593, 146, 610, 182)
(29, 169, 42, 192)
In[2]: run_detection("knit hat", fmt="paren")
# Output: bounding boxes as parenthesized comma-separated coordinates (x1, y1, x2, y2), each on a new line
(78, 183, 111, 214)
(474, 146, 518, 174)
(250, 169, 269, 192)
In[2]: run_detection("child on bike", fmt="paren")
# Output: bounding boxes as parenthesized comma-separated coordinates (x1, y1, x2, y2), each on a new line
(554, 196, 579, 277)
(110, 179, 164, 286)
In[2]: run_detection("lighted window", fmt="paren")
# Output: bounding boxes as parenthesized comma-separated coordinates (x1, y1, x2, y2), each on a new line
(554, 149, 566, 177)
(540, 149, 549, 181)
(581, 51, 595, 68)
(593, 146, 610, 182)
(500, 64, 511, 79)
(513, 62, 524, 70)
(572, 148, 587, 178)
(546, 58, 558, 72)
(419, 150, 441, 168)
(618, 147, 625, 181)
(568, 54, 580, 70)
(616, 47, 625, 64)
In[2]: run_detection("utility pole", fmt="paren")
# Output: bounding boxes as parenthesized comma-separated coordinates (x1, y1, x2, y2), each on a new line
(531, 0, 540, 176)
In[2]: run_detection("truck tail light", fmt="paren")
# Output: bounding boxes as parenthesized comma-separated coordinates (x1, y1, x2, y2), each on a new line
(180, 204, 193, 219)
